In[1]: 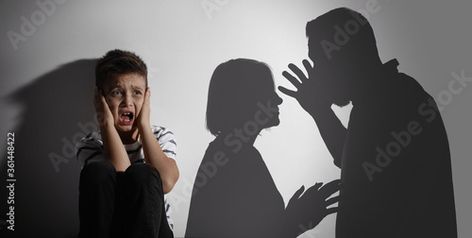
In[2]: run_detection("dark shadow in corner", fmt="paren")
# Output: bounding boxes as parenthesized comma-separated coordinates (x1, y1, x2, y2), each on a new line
(185, 59, 340, 238)
(0, 59, 97, 238)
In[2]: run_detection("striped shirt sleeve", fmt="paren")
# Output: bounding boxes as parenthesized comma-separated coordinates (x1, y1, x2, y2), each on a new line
(75, 132, 104, 168)
(154, 126, 177, 160)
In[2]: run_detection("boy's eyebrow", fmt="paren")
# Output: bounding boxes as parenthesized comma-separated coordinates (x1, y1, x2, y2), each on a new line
(131, 85, 145, 91)
(105, 82, 121, 89)
(107, 86, 122, 92)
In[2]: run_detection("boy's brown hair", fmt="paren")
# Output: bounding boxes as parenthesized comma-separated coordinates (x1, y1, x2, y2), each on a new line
(95, 49, 148, 91)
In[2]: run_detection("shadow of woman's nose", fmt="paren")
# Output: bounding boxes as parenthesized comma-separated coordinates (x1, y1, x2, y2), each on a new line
(0, 59, 97, 237)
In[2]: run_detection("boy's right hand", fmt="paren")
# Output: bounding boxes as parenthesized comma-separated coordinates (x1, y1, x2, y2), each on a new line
(94, 87, 114, 129)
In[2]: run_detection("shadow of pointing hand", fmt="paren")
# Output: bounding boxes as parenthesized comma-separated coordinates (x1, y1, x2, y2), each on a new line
(279, 59, 332, 116)
(286, 179, 341, 235)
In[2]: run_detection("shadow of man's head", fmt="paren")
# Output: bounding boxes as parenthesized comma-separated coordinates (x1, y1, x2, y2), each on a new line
(306, 7, 383, 106)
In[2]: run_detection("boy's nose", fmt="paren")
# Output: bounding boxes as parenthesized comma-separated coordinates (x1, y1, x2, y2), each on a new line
(123, 93, 133, 106)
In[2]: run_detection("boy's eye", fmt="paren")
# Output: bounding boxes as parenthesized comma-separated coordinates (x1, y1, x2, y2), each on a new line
(110, 90, 123, 97)
(133, 90, 143, 96)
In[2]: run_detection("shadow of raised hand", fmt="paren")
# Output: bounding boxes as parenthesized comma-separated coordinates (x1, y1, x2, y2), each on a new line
(286, 179, 341, 236)
(279, 59, 333, 117)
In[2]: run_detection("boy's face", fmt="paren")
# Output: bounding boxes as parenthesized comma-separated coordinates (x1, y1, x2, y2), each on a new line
(102, 73, 147, 134)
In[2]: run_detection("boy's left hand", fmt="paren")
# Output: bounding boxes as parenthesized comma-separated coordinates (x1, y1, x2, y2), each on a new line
(137, 87, 151, 130)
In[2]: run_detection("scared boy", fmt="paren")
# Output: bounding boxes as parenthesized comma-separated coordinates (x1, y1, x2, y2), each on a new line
(76, 49, 179, 238)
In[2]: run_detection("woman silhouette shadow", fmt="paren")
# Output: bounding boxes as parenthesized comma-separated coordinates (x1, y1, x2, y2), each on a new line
(185, 59, 340, 238)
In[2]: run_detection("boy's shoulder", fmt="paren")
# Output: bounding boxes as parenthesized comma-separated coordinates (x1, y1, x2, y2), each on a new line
(76, 125, 175, 146)
(151, 125, 175, 140)
(77, 130, 103, 149)
(152, 125, 177, 160)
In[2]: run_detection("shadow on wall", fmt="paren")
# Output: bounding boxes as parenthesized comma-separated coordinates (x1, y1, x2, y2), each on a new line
(185, 59, 340, 238)
(0, 59, 97, 238)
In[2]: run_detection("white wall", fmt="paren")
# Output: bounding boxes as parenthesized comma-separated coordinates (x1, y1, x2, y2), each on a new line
(1, 0, 471, 237)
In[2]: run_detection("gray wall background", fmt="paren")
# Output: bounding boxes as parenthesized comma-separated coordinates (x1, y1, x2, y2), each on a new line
(0, 0, 470, 237)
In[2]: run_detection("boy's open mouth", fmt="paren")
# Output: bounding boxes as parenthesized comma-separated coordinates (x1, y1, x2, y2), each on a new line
(119, 111, 134, 126)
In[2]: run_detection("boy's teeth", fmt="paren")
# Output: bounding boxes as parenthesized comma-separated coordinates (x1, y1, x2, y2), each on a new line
(121, 112, 133, 120)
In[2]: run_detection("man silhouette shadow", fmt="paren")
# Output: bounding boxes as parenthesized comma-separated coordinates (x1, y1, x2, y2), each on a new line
(280, 8, 457, 238)
(0, 59, 97, 238)
(185, 59, 340, 238)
